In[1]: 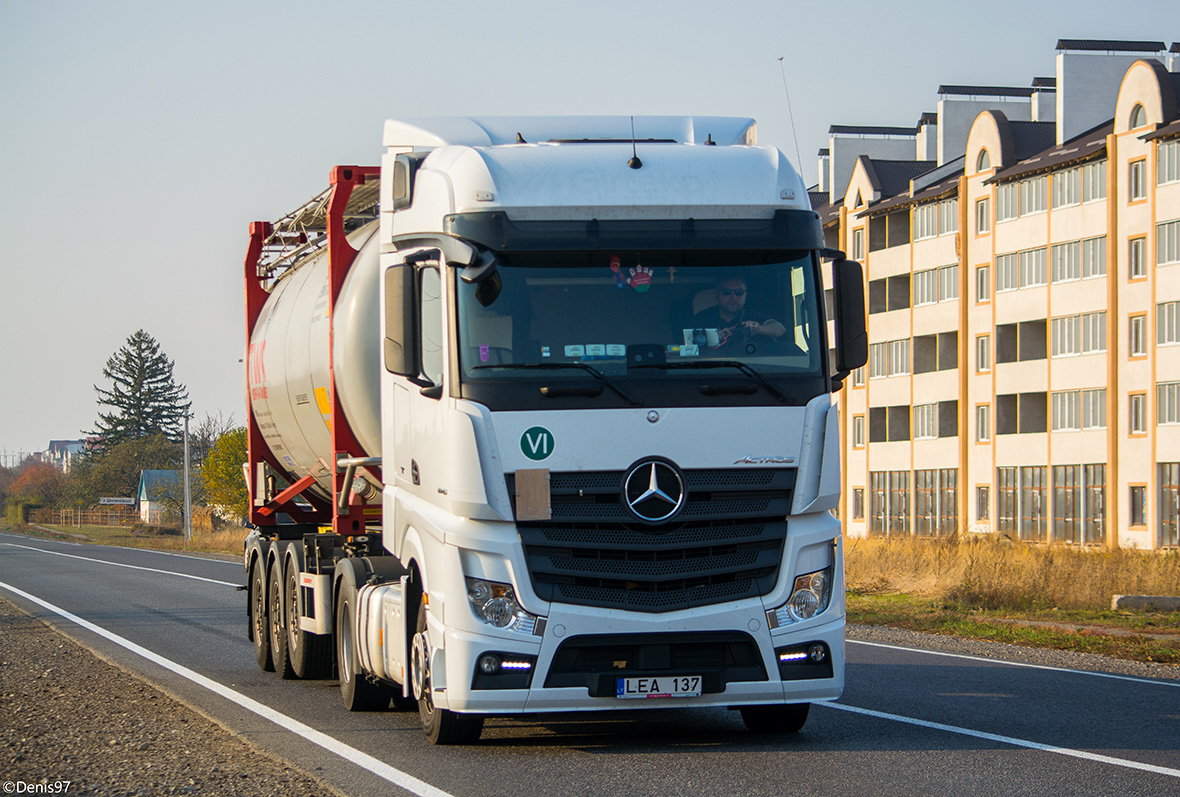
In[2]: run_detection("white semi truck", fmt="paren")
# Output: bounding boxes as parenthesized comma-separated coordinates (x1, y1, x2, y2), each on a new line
(242, 116, 867, 744)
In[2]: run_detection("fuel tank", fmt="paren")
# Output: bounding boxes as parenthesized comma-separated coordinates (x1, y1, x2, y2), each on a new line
(247, 221, 381, 500)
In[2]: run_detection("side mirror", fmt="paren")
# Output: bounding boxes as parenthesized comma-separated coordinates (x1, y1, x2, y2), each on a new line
(832, 258, 868, 379)
(384, 265, 418, 376)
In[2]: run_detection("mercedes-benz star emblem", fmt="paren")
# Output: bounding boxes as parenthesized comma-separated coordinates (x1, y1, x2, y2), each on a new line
(623, 459, 686, 523)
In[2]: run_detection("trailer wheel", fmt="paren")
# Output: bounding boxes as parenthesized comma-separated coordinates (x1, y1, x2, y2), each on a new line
(285, 559, 332, 679)
(268, 559, 296, 679)
(250, 561, 274, 672)
(413, 600, 483, 745)
(739, 703, 810, 734)
(335, 577, 392, 711)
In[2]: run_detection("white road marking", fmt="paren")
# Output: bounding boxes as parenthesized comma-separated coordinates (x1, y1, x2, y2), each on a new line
(849, 639, 1180, 689)
(0, 580, 454, 797)
(0, 531, 240, 564)
(821, 702, 1180, 779)
(0, 543, 239, 588)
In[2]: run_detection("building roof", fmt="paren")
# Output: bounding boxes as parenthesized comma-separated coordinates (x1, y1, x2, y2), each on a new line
(138, 470, 180, 502)
(1056, 39, 1165, 52)
(1031, 77, 1057, 89)
(808, 191, 829, 210)
(938, 85, 1035, 98)
(829, 125, 918, 137)
(918, 112, 938, 126)
(989, 120, 1112, 183)
(1145, 117, 1180, 142)
(859, 158, 937, 202)
(817, 147, 830, 156)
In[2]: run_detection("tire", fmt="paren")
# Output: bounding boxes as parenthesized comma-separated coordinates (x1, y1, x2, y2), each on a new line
(413, 600, 483, 745)
(250, 561, 274, 672)
(285, 558, 332, 679)
(268, 559, 295, 679)
(739, 703, 810, 734)
(336, 575, 392, 711)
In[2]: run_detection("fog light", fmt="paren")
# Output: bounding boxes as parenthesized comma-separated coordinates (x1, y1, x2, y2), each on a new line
(808, 643, 827, 663)
(479, 654, 500, 674)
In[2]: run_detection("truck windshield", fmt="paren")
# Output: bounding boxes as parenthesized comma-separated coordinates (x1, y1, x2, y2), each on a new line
(455, 250, 826, 406)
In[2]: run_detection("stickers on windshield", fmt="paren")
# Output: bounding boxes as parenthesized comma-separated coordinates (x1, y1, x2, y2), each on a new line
(564, 345, 585, 357)
(607, 344, 626, 356)
(626, 265, 653, 293)
(586, 344, 605, 356)
(610, 255, 626, 289)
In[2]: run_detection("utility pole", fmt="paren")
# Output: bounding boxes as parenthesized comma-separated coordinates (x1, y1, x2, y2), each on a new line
(183, 415, 193, 542)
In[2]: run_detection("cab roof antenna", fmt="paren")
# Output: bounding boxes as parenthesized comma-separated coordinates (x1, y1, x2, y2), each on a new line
(627, 116, 642, 169)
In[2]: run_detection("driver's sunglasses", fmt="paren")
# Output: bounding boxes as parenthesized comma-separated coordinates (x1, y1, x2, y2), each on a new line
(719, 288, 746, 297)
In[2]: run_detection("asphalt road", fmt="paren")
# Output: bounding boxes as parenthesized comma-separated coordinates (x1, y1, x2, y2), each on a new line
(2, 530, 1179, 797)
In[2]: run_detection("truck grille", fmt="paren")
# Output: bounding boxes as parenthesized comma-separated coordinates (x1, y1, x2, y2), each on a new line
(507, 468, 794, 613)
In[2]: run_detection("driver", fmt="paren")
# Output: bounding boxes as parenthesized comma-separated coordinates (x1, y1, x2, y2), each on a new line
(692, 276, 786, 350)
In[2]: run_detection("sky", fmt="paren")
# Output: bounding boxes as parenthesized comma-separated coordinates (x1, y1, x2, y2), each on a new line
(0, 0, 1173, 459)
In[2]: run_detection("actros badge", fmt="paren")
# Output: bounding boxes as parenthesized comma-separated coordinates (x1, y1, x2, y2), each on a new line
(623, 459, 686, 523)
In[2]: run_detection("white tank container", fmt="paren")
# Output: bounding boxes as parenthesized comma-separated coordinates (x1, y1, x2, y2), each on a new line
(248, 222, 382, 501)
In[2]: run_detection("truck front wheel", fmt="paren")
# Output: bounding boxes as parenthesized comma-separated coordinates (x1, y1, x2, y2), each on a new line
(739, 703, 810, 734)
(335, 577, 392, 711)
(413, 600, 483, 745)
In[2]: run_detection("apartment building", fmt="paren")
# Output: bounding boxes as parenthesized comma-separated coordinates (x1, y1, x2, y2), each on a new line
(817, 39, 1180, 549)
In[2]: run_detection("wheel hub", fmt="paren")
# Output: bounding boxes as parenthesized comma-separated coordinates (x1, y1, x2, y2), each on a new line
(411, 630, 430, 701)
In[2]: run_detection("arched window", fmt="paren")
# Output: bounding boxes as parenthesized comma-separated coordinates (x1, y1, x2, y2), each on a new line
(977, 148, 991, 171)
(1129, 103, 1147, 129)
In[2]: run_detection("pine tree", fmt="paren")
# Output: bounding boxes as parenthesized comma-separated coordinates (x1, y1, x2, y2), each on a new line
(89, 330, 192, 450)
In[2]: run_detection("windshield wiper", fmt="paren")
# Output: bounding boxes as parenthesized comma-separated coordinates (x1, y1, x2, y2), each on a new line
(632, 360, 789, 404)
(473, 362, 640, 406)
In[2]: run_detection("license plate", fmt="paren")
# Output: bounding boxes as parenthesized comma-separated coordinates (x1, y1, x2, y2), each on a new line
(616, 675, 702, 699)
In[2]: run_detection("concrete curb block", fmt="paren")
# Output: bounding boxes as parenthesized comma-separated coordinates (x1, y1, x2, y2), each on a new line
(1112, 595, 1180, 611)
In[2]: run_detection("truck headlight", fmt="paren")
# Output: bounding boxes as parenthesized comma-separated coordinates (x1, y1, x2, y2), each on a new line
(766, 567, 833, 629)
(466, 578, 544, 636)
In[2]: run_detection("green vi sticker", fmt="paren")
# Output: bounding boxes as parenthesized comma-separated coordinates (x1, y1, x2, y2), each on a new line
(520, 426, 554, 461)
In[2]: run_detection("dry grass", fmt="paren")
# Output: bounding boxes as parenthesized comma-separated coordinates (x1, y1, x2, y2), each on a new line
(846, 534, 1180, 611)
(24, 523, 249, 557)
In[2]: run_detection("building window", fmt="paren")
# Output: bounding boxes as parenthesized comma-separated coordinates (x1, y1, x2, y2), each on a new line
(1020, 175, 1047, 214)
(1130, 314, 1147, 357)
(914, 403, 938, 440)
(868, 343, 887, 378)
(915, 470, 938, 537)
(997, 467, 1017, 534)
(1130, 392, 1147, 435)
(976, 265, 990, 302)
(976, 197, 990, 235)
(1052, 167, 1080, 208)
(1081, 160, 1107, 202)
(1129, 237, 1147, 279)
(1129, 485, 1147, 527)
(977, 148, 991, 171)
(976, 335, 990, 372)
(1160, 140, 1180, 186)
(1053, 465, 1082, 544)
(889, 471, 910, 535)
(888, 339, 910, 376)
(1158, 300, 1180, 346)
(853, 415, 865, 448)
(996, 253, 1019, 292)
(1161, 464, 1180, 547)
(1081, 236, 1106, 278)
(1085, 464, 1107, 545)
(1081, 311, 1106, 353)
(1052, 390, 1080, 431)
(852, 487, 865, 521)
(939, 198, 958, 234)
(914, 203, 938, 241)
(977, 485, 990, 521)
(1019, 247, 1048, 287)
(913, 268, 938, 305)
(1082, 388, 1106, 430)
(852, 228, 865, 260)
(851, 365, 865, 387)
(869, 472, 887, 536)
(1020, 466, 1049, 542)
(976, 404, 990, 442)
(1159, 381, 1180, 425)
(1051, 241, 1080, 283)
(939, 264, 958, 301)
(1052, 315, 1081, 357)
(1130, 159, 1147, 201)
(997, 182, 1019, 221)
(1159, 220, 1180, 266)
(1129, 103, 1147, 129)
